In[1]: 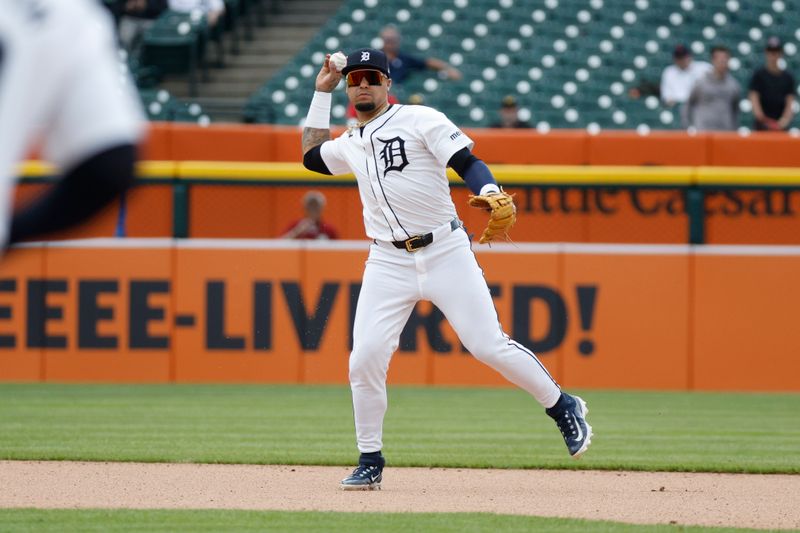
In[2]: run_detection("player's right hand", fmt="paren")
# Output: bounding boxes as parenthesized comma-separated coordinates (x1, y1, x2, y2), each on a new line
(315, 54, 344, 93)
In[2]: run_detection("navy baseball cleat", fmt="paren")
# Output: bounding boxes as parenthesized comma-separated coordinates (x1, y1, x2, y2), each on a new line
(341, 463, 383, 491)
(341, 453, 384, 491)
(546, 392, 593, 458)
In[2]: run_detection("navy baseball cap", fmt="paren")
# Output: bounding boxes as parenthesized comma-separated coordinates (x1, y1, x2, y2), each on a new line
(766, 36, 783, 51)
(672, 44, 690, 58)
(342, 48, 391, 78)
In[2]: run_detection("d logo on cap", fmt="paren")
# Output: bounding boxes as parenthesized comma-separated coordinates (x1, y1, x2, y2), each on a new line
(342, 48, 391, 78)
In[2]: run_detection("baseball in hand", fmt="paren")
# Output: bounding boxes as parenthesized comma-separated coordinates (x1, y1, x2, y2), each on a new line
(329, 52, 347, 72)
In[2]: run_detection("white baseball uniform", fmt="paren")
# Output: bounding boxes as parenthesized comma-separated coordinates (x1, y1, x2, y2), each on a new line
(0, 0, 145, 245)
(319, 104, 562, 453)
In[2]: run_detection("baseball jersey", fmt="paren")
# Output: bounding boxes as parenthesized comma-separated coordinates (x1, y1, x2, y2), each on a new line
(320, 104, 473, 241)
(0, 0, 144, 243)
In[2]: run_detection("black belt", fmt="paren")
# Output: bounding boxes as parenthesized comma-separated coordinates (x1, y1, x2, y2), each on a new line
(392, 218, 460, 252)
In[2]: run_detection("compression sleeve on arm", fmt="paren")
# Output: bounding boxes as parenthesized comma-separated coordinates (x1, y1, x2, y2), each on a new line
(8, 143, 136, 244)
(448, 147, 499, 195)
(303, 144, 333, 175)
(305, 91, 332, 129)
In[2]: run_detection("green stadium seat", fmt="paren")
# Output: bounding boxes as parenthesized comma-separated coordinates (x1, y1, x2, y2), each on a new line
(140, 11, 209, 96)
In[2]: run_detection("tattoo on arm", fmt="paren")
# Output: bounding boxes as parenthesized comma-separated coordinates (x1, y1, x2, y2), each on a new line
(302, 128, 331, 154)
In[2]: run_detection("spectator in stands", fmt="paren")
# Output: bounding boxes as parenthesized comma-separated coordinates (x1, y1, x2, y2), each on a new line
(749, 37, 797, 131)
(380, 25, 462, 85)
(281, 191, 338, 240)
(109, 0, 168, 51)
(684, 46, 741, 131)
(407, 93, 425, 105)
(105, 0, 168, 51)
(660, 44, 711, 108)
(168, 0, 225, 27)
(490, 96, 531, 128)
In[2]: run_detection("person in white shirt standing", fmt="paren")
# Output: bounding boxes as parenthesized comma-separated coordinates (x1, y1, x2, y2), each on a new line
(301, 48, 593, 491)
(660, 44, 712, 108)
(0, 0, 144, 248)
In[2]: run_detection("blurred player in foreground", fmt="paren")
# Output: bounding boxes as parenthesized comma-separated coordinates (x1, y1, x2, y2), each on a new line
(0, 0, 144, 248)
(302, 48, 593, 491)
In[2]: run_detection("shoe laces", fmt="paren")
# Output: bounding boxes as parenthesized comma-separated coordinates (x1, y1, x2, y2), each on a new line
(350, 464, 380, 479)
(555, 411, 579, 441)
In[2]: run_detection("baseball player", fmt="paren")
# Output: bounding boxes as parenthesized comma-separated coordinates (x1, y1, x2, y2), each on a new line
(0, 0, 144, 247)
(302, 48, 593, 491)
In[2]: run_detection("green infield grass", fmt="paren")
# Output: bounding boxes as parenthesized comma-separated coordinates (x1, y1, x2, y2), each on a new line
(0, 384, 798, 473)
(0, 509, 783, 533)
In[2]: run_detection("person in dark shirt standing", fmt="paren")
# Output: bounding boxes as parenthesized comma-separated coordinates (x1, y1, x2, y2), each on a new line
(749, 37, 796, 131)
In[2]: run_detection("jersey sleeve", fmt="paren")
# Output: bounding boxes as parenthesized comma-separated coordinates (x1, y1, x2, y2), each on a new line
(416, 107, 474, 167)
(319, 136, 352, 175)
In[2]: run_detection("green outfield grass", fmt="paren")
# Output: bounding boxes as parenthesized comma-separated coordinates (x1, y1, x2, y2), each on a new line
(0, 509, 784, 533)
(0, 384, 798, 473)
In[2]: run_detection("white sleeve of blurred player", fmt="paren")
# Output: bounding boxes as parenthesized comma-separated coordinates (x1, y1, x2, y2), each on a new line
(0, 0, 145, 243)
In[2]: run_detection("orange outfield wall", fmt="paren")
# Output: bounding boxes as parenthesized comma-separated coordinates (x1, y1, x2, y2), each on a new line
(187, 186, 692, 244)
(17, 181, 800, 246)
(141, 123, 800, 166)
(0, 241, 797, 392)
(17, 124, 800, 244)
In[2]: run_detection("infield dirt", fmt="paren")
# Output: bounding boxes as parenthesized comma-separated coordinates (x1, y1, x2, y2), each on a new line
(1, 461, 798, 530)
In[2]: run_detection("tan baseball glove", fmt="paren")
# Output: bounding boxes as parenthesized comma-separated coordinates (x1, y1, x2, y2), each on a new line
(468, 188, 516, 244)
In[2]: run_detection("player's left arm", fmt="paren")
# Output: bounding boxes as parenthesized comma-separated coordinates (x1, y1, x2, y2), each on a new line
(7, 144, 136, 244)
(448, 148, 516, 244)
(448, 147, 499, 196)
(419, 110, 514, 243)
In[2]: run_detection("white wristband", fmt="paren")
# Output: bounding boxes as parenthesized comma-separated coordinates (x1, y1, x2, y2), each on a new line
(479, 184, 500, 196)
(305, 91, 332, 129)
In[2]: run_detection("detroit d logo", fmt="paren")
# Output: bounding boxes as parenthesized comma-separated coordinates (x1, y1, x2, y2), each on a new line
(361, 51, 370, 62)
(377, 136, 409, 176)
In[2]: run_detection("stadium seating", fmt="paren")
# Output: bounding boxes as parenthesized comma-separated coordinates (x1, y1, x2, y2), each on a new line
(139, 88, 212, 124)
(120, 0, 278, 120)
(139, 10, 210, 96)
(245, 0, 800, 131)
